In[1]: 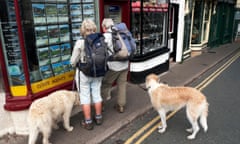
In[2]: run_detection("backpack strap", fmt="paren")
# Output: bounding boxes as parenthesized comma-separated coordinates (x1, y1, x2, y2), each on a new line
(104, 32, 117, 55)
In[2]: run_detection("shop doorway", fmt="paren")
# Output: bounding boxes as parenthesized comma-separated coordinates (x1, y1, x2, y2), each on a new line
(169, 4, 179, 62)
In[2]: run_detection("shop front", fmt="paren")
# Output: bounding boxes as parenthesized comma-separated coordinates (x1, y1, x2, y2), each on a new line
(100, 0, 170, 84)
(208, 0, 236, 47)
(129, 0, 170, 83)
(189, 0, 236, 50)
(0, 0, 100, 111)
(0, 0, 170, 110)
(0, 0, 170, 135)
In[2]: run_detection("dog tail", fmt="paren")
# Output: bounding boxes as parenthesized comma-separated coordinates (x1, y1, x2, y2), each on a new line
(200, 101, 209, 132)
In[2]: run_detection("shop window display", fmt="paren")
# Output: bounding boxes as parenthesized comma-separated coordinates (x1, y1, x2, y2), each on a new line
(0, 0, 25, 85)
(131, 0, 168, 56)
(191, 0, 202, 44)
(191, 0, 211, 44)
(0, 0, 98, 87)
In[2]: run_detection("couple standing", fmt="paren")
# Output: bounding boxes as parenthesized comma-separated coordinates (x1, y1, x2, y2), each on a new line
(70, 18, 128, 130)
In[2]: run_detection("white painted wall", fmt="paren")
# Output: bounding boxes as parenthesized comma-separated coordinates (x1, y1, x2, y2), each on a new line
(170, 0, 185, 62)
(0, 92, 15, 137)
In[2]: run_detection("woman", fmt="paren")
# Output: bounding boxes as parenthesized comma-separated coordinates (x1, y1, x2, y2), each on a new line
(70, 19, 103, 130)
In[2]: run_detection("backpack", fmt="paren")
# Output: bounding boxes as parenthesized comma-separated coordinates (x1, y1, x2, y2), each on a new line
(109, 23, 136, 61)
(78, 33, 108, 77)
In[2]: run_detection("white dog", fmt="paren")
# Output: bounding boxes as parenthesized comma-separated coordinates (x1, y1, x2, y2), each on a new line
(145, 74, 209, 139)
(28, 90, 80, 144)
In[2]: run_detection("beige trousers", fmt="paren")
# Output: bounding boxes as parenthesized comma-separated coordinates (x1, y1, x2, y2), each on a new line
(101, 69, 128, 107)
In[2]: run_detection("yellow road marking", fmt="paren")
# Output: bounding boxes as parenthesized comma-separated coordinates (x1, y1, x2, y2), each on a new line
(135, 110, 179, 144)
(125, 51, 240, 144)
(197, 51, 240, 91)
(124, 116, 160, 144)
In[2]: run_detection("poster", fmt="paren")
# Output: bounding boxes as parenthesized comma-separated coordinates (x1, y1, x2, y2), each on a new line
(52, 62, 64, 75)
(82, 0, 94, 2)
(70, 4, 82, 22)
(71, 23, 81, 40)
(70, 0, 81, 3)
(40, 65, 53, 79)
(61, 43, 71, 60)
(50, 45, 61, 63)
(32, 4, 46, 24)
(57, 4, 68, 23)
(37, 47, 50, 66)
(8, 65, 22, 76)
(59, 24, 70, 42)
(83, 3, 95, 21)
(35, 26, 48, 46)
(46, 4, 58, 23)
(62, 60, 72, 72)
(48, 25, 59, 44)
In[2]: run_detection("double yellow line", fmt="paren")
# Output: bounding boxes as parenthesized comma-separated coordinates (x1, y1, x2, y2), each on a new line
(125, 50, 240, 144)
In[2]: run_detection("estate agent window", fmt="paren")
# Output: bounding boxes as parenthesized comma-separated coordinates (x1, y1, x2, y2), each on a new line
(0, 0, 99, 96)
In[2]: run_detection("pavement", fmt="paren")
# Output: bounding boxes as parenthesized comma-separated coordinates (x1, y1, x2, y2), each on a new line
(1, 41, 240, 144)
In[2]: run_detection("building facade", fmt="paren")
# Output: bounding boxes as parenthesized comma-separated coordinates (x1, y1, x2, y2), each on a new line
(168, 0, 236, 62)
(0, 0, 237, 137)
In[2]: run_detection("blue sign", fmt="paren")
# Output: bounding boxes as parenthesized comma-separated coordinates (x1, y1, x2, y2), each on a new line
(109, 5, 120, 12)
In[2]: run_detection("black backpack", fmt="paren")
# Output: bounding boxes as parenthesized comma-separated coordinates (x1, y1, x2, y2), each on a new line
(109, 23, 136, 61)
(78, 33, 108, 77)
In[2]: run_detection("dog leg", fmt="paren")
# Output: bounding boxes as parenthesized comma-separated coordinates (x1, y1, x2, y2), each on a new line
(63, 109, 73, 132)
(41, 125, 52, 144)
(200, 115, 208, 132)
(187, 120, 200, 140)
(157, 109, 167, 133)
(28, 126, 39, 144)
(186, 109, 199, 140)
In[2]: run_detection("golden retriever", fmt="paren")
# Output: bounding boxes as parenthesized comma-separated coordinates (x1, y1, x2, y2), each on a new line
(145, 74, 209, 140)
(28, 90, 80, 144)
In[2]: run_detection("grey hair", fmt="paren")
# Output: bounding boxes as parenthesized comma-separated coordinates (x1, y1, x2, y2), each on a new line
(102, 18, 114, 29)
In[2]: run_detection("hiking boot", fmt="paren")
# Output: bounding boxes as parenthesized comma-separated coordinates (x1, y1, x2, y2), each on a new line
(81, 120, 94, 130)
(114, 104, 124, 113)
(94, 116, 103, 125)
